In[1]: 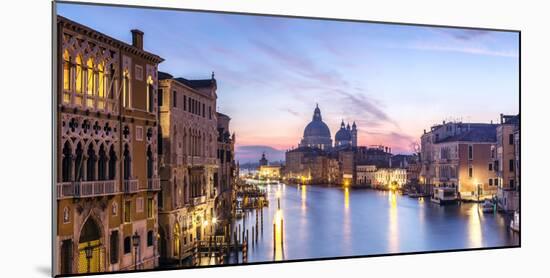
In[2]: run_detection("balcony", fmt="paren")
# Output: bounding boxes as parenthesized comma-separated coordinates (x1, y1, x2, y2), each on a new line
(57, 180, 118, 199)
(190, 196, 207, 206)
(123, 179, 139, 194)
(147, 178, 161, 191)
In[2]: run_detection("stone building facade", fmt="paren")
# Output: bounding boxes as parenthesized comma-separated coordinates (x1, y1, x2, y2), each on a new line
(216, 112, 237, 223)
(56, 16, 163, 275)
(156, 71, 219, 264)
(496, 114, 520, 211)
(419, 121, 499, 200)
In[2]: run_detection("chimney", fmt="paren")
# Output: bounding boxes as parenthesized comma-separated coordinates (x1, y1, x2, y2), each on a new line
(131, 29, 144, 50)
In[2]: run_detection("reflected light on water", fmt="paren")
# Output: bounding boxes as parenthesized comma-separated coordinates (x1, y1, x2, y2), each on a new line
(468, 204, 483, 247)
(273, 209, 284, 261)
(344, 187, 350, 211)
(301, 185, 307, 211)
(388, 191, 399, 252)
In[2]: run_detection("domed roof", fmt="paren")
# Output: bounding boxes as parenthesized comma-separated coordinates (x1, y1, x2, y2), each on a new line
(303, 104, 331, 139)
(304, 120, 331, 138)
(335, 127, 352, 141)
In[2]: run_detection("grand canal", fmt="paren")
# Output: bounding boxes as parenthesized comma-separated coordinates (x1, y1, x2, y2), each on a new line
(232, 183, 519, 263)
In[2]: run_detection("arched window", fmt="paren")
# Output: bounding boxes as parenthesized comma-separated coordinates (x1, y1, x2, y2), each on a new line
(123, 70, 130, 108)
(98, 144, 107, 181)
(123, 144, 131, 180)
(75, 55, 84, 104)
(86, 58, 95, 108)
(108, 145, 117, 180)
(74, 143, 84, 182)
(87, 144, 96, 181)
(62, 141, 72, 182)
(62, 50, 71, 102)
(146, 77, 154, 113)
(97, 62, 105, 109)
(109, 63, 116, 100)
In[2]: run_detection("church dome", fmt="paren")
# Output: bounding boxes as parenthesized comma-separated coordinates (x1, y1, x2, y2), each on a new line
(304, 120, 331, 138)
(335, 127, 352, 141)
(299, 104, 333, 150)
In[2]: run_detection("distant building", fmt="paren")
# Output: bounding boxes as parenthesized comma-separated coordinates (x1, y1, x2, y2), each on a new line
(285, 147, 339, 184)
(420, 120, 498, 200)
(216, 112, 237, 222)
(496, 114, 520, 211)
(373, 168, 407, 190)
(284, 104, 392, 185)
(356, 165, 377, 186)
(259, 152, 268, 166)
(259, 165, 281, 179)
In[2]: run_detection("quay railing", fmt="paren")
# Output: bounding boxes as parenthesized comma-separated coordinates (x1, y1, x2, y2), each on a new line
(57, 180, 119, 199)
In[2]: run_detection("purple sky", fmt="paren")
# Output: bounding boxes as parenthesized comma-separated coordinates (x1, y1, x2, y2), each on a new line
(57, 3, 519, 163)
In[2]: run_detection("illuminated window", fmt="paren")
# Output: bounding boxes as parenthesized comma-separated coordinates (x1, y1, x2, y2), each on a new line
(86, 58, 95, 108)
(123, 71, 130, 108)
(146, 76, 154, 112)
(97, 62, 105, 109)
(109, 64, 116, 100)
(75, 55, 83, 104)
(62, 50, 71, 100)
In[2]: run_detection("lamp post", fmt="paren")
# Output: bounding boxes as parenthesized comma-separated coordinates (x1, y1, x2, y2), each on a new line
(84, 245, 93, 273)
(132, 231, 140, 270)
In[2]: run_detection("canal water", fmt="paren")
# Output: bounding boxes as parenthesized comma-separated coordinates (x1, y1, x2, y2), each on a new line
(233, 183, 519, 263)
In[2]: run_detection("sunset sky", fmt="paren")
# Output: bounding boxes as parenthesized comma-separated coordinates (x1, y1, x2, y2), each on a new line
(57, 3, 519, 163)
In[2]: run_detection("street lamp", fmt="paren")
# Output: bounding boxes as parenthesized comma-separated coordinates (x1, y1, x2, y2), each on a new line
(84, 245, 93, 273)
(132, 231, 140, 270)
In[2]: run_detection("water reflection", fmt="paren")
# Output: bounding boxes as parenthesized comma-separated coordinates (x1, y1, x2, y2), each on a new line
(301, 185, 307, 211)
(468, 204, 483, 247)
(234, 184, 517, 264)
(388, 191, 399, 252)
(273, 209, 284, 261)
(344, 187, 350, 210)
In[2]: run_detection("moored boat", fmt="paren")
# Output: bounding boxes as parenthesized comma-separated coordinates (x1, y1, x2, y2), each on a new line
(430, 187, 458, 205)
(480, 199, 496, 213)
(510, 211, 520, 232)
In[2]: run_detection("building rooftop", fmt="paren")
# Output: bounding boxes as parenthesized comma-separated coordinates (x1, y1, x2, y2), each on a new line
(158, 71, 216, 90)
(436, 124, 497, 143)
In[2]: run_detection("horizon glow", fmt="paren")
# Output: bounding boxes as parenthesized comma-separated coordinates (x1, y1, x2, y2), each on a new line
(57, 3, 519, 163)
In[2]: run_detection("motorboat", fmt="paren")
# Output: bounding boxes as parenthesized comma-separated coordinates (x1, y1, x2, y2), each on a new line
(430, 187, 458, 205)
(480, 199, 495, 213)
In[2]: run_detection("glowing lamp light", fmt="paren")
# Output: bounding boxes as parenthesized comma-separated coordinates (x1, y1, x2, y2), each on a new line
(203, 220, 209, 226)
(212, 217, 217, 224)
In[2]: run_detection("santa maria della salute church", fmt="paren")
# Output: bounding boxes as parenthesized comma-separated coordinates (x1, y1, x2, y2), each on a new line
(299, 104, 358, 150)
(284, 104, 394, 185)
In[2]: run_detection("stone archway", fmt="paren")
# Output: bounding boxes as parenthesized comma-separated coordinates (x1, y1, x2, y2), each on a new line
(77, 216, 104, 273)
